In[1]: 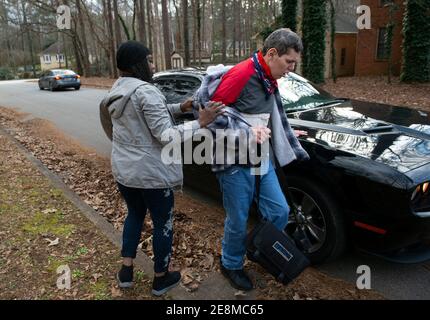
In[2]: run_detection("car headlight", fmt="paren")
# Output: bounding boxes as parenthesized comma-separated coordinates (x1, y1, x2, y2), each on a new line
(412, 182, 430, 217)
(423, 182, 429, 194)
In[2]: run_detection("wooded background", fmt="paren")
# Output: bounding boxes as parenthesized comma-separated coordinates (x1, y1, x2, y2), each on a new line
(0, 0, 428, 83)
(0, 0, 286, 78)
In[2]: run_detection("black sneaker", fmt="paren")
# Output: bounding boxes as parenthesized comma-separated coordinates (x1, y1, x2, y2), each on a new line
(152, 271, 181, 296)
(220, 260, 253, 291)
(116, 265, 134, 288)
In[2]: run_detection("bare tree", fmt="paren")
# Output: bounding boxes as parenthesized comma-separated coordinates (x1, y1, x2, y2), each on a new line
(146, 0, 153, 50)
(221, 0, 226, 62)
(76, 0, 90, 76)
(104, 0, 118, 77)
(112, 0, 122, 47)
(137, 0, 147, 45)
(182, 0, 190, 66)
(21, 1, 36, 77)
(161, 0, 172, 69)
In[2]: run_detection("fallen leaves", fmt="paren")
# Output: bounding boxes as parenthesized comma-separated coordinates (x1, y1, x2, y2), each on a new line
(322, 76, 430, 112)
(0, 107, 387, 300)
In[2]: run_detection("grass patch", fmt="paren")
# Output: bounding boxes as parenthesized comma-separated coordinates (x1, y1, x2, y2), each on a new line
(49, 188, 63, 199)
(89, 281, 111, 300)
(75, 247, 89, 256)
(135, 270, 146, 282)
(72, 269, 85, 279)
(22, 210, 74, 237)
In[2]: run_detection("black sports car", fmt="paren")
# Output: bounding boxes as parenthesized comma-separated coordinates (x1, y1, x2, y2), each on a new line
(153, 69, 430, 264)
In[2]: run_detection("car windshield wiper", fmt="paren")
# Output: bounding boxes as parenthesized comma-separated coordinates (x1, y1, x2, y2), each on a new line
(315, 99, 348, 108)
(288, 119, 367, 136)
(287, 99, 347, 113)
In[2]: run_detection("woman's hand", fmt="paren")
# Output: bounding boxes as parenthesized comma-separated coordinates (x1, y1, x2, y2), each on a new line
(180, 98, 194, 113)
(197, 101, 225, 128)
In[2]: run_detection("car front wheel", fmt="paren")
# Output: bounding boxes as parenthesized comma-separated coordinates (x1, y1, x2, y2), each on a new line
(285, 175, 347, 264)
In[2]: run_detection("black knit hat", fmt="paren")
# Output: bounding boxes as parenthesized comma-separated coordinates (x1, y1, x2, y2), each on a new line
(116, 40, 150, 71)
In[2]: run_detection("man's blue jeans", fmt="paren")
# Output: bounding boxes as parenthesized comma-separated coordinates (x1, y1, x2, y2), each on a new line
(216, 161, 290, 270)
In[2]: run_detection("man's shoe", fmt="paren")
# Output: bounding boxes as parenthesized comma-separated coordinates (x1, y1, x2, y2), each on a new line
(152, 271, 181, 296)
(116, 264, 134, 288)
(220, 262, 253, 291)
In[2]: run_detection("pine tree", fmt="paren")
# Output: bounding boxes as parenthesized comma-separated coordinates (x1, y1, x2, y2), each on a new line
(401, 0, 430, 82)
(302, 0, 327, 84)
(281, 0, 298, 32)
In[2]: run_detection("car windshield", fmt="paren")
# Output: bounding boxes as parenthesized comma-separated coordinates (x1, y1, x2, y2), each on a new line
(53, 70, 76, 75)
(278, 73, 339, 112)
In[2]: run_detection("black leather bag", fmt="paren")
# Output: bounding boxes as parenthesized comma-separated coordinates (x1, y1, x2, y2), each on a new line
(246, 219, 310, 285)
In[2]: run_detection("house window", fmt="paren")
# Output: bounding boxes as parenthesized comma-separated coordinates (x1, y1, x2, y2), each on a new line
(43, 55, 51, 63)
(340, 48, 346, 66)
(172, 57, 182, 69)
(56, 54, 64, 62)
(376, 28, 388, 60)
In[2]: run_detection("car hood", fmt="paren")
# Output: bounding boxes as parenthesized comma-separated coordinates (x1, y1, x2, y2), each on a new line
(288, 100, 430, 174)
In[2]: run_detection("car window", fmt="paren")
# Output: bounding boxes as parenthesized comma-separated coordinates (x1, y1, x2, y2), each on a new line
(154, 78, 176, 92)
(175, 78, 200, 92)
(53, 70, 75, 75)
(278, 73, 336, 112)
(154, 75, 202, 104)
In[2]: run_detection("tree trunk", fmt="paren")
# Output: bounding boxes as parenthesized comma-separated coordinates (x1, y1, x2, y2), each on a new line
(21, 2, 36, 77)
(106, 0, 118, 78)
(146, 0, 153, 51)
(221, 0, 226, 62)
(76, 0, 91, 76)
(182, 0, 190, 66)
(152, 0, 164, 70)
(232, 0, 237, 60)
(237, 0, 241, 60)
(173, 0, 182, 52)
(113, 0, 122, 47)
(161, 0, 172, 69)
(138, 0, 147, 45)
(196, 0, 201, 66)
(191, 0, 196, 65)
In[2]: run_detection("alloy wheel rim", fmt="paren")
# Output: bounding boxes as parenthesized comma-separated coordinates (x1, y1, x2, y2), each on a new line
(285, 187, 327, 254)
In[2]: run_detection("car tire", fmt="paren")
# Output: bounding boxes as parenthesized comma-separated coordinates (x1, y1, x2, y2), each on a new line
(49, 82, 55, 92)
(75, 86, 80, 90)
(39, 84, 43, 90)
(284, 175, 347, 264)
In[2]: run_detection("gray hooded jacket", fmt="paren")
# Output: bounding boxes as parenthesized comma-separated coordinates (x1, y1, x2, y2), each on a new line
(100, 77, 201, 189)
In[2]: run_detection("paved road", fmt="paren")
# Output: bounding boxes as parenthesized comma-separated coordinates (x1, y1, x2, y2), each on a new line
(1, 80, 430, 299)
(0, 80, 111, 156)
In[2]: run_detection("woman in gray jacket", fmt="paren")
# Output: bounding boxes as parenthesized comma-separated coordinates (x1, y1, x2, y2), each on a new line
(100, 41, 223, 296)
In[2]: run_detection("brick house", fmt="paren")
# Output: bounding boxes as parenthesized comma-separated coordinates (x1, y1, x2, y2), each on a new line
(355, 0, 405, 76)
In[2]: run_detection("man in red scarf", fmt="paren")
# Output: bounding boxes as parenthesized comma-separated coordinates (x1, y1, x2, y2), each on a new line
(211, 29, 308, 291)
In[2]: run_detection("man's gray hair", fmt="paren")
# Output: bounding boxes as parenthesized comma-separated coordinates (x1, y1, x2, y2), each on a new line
(262, 28, 303, 56)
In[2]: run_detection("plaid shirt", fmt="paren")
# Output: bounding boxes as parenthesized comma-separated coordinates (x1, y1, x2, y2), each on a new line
(193, 64, 309, 173)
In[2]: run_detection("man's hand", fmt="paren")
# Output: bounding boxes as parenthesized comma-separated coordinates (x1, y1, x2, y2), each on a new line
(251, 126, 271, 144)
(180, 98, 194, 113)
(197, 101, 225, 128)
(294, 130, 308, 138)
